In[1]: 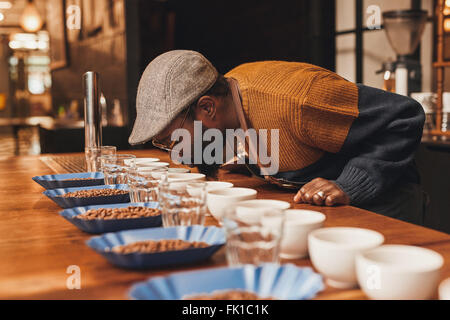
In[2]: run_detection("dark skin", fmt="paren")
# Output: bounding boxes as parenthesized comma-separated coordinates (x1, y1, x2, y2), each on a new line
(153, 91, 350, 207)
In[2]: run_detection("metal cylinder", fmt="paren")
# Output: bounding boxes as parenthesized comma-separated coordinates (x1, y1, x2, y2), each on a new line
(83, 71, 102, 148)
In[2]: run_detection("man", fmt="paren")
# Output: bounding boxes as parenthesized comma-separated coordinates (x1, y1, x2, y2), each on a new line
(129, 50, 426, 225)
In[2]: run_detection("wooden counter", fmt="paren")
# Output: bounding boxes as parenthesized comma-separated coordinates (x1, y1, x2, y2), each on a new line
(1, 149, 449, 300)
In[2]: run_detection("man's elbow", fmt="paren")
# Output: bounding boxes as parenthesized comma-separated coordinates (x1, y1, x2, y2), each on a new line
(404, 98, 425, 137)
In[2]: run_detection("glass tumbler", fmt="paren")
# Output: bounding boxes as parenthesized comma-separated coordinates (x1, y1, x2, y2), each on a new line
(127, 167, 168, 203)
(85, 146, 117, 172)
(223, 206, 285, 266)
(158, 181, 207, 227)
(101, 154, 136, 184)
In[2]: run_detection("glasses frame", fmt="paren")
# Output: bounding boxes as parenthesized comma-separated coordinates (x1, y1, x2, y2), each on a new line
(152, 105, 191, 152)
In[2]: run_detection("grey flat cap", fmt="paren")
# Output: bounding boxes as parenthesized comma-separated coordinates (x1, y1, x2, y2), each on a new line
(129, 50, 218, 145)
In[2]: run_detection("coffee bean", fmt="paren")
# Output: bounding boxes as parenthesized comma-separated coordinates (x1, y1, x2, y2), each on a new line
(61, 189, 128, 198)
(75, 206, 161, 220)
(185, 290, 275, 300)
(111, 239, 209, 254)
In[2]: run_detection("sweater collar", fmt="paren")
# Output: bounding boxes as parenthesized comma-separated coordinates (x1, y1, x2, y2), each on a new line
(227, 77, 248, 131)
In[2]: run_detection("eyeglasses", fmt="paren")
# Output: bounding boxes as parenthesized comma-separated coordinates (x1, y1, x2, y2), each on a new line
(236, 140, 306, 190)
(152, 105, 191, 152)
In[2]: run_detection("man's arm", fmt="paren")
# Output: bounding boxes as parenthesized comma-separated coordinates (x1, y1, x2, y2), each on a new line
(332, 84, 425, 205)
(296, 84, 425, 206)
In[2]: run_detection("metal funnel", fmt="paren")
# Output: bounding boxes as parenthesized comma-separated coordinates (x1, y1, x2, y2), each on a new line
(383, 10, 428, 57)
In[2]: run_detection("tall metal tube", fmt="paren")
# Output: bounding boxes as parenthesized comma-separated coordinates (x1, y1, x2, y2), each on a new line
(83, 71, 102, 148)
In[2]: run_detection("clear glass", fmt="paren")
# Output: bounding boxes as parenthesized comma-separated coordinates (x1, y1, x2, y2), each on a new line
(411, 93, 436, 135)
(85, 146, 117, 172)
(127, 167, 168, 203)
(101, 154, 136, 185)
(158, 181, 207, 227)
(223, 206, 285, 266)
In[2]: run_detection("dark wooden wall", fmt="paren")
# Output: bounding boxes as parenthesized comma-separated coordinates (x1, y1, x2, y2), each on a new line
(50, 0, 128, 124)
(125, 0, 336, 148)
(47, 0, 336, 149)
(416, 143, 450, 234)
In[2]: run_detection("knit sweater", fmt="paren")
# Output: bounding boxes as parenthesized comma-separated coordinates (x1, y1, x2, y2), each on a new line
(225, 61, 359, 172)
(225, 61, 425, 206)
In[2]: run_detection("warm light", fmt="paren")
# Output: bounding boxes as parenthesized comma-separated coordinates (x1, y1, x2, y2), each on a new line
(37, 40, 47, 50)
(23, 41, 37, 50)
(0, 12, 4, 21)
(28, 74, 45, 95)
(20, 0, 43, 33)
(8, 40, 20, 49)
(0, 1, 12, 10)
(8, 32, 49, 51)
(445, 18, 450, 32)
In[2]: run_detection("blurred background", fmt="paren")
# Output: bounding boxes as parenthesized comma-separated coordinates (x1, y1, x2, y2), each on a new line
(0, 0, 449, 231)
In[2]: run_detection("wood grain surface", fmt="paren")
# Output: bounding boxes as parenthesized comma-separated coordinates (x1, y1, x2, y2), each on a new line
(0, 149, 449, 300)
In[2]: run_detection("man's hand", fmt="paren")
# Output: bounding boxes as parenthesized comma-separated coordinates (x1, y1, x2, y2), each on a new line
(294, 178, 350, 206)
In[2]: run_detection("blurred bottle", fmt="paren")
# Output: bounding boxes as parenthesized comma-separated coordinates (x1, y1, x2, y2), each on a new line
(0, 93, 6, 111)
(377, 61, 396, 93)
(57, 105, 66, 119)
(411, 93, 436, 136)
(111, 98, 124, 127)
(100, 93, 108, 126)
(66, 100, 80, 120)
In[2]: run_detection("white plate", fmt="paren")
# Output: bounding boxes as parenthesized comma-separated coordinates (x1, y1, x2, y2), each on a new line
(168, 168, 191, 173)
(167, 173, 206, 183)
(124, 158, 160, 166)
(136, 162, 169, 168)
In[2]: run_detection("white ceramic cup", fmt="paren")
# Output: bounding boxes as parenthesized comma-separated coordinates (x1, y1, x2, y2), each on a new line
(168, 168, 191, 173)
(280, 209, 326, 259)
(207, 188, 257, 221)
(167, 173, 206, 183)
(234, 199, 291, 212)
(308, 227, 384, 289)
(124, 158, 159, 166)
(356, 245, 444, 300)
(439, 278, 450, 300)
(187, 181, 234, 197)
(138, 162, 169, 168)
(232, 200, 291, 225)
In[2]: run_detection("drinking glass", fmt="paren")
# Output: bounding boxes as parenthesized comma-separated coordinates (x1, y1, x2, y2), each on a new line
(158, 181, 207, 227)
(85, 146, 117, 172)
(223, 206, 285, 266)
(101, 154, 136, 184)
(127, 167, 168, 202)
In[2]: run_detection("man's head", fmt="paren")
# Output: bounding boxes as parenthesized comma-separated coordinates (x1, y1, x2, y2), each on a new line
(150, 75, 233, 149)
(129, 50, 236, 147)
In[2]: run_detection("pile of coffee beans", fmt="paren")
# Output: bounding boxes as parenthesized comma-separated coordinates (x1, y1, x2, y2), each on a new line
(111, 239, 209, 254)
(76, 206, 161, 220)
(185, 290, 274, 300)
(61, 189, 128, 198)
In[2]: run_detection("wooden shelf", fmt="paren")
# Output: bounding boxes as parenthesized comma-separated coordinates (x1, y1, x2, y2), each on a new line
(433, 61, 450, 67)
(430, 130, 450, 136)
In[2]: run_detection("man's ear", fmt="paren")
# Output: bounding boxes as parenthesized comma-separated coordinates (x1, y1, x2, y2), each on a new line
(194, 96, 217, 120)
